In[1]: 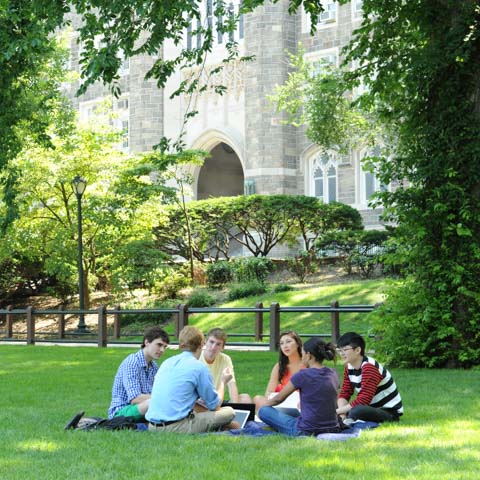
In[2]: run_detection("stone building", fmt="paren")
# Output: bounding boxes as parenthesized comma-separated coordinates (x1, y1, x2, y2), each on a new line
(66, 0, 384, 230)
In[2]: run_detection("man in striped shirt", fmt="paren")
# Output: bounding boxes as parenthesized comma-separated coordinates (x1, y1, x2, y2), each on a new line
(336, 332, 403, 423)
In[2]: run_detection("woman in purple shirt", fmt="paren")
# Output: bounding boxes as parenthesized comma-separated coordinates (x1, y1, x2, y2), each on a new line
(259, 337, 341, 436)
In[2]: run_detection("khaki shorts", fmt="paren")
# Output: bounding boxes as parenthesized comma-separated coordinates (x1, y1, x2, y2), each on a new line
(148, 407, 235, 434)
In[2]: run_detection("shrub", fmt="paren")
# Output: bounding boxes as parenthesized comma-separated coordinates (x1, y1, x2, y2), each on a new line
(151, 268, 190, 299)
(286, 250, 318, 282)
(119, 298, 177, 329)
(227, 281, 267, 301)
(206, 261, 233, 288)
(232, 257, 274, 284)
(186, 290, 216, 308)
(272, 284, 294, 293)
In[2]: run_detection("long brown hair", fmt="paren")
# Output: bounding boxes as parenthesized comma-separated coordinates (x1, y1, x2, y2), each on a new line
(278, 331, 303, 383)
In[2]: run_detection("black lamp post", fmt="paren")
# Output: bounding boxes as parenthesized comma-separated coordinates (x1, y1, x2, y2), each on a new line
(71, 175, 87, 332)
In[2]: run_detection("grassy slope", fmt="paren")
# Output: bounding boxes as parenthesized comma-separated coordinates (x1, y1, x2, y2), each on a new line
(183, 278, 393, 338)
(1, 345, 479, 480)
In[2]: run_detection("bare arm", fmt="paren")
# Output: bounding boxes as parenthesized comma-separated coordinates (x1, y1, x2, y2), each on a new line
(264, 363, 280, 397)
(264, 381, 295, 406)
(227, 380, 240, 403)
(336, 397, 351, 416)
(131, 394, 150, 404)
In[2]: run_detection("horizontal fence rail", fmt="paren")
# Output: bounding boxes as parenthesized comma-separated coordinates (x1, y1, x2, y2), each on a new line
(0, 301, 378, 351)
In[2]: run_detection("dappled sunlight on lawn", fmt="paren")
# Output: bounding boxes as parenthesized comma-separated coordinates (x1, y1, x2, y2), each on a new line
(16, 440, 61, 452)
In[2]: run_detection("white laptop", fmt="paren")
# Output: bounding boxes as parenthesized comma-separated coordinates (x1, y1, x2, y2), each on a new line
(233, 409, 251, 429)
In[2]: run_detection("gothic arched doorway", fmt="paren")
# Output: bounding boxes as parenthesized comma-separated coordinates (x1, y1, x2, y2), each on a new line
(197, 142, 244, 199)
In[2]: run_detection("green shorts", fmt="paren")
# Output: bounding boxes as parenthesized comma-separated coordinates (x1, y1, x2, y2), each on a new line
(114, 404, 143, 422)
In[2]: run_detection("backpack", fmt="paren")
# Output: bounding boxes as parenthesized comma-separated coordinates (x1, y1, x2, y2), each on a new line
(65, 411, 139, 431)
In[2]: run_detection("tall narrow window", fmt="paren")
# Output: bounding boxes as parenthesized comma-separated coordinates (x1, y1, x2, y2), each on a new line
(187, 22, 192, 50)
(196, 19, 202, 49)
(207, 0, 213, 30)
(361, 146, 387, 204)
(239, 2, 244, 39)
(311, 152, 337, 203)
(228, 3, 235, 42)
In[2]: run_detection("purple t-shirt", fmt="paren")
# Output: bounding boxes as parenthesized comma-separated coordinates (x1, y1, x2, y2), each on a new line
(291, 367, 339, 435)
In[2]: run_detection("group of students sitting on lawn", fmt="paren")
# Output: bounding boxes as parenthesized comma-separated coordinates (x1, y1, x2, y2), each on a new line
(108, 325, 403, 436)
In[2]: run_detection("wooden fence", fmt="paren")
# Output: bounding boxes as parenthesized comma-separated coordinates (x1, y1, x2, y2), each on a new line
(0, 301, 376, 351)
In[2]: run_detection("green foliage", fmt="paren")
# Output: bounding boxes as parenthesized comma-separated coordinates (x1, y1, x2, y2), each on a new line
(286, 250, 318, 283)
(151, 268, 190, 300)
(227, 280, 267, 301)
(317, 229, 390, 278)
(269, 45, 378, 154)
(272, 284, 294, 293)
(206, 261, 234, 288)
(291, 198, 364, 252)
(186, 290, 216, 308)
(370, 278, 480, 368)
(340, 0, 480, 366)
(155, 195, 363, 262)
(119, 298, 177, 329)
(232, 257, 274, 284)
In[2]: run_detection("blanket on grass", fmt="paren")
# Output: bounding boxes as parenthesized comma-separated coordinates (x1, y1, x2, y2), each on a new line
(219, 420, 379, 440)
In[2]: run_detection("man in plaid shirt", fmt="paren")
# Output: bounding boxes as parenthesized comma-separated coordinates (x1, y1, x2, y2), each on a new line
(108, 326, 170, 421)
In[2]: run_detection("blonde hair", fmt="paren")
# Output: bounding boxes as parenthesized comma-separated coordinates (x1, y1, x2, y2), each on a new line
(179, 326, 204, 352)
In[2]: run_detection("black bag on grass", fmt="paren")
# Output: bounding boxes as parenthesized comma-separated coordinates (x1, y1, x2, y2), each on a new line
(65, 411, 139, 431)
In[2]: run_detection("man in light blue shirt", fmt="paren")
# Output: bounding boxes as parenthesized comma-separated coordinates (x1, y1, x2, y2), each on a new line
(146, 326, 235, 433)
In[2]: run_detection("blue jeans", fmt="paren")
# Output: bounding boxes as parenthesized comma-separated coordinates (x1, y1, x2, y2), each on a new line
(258, 406, 302, 436)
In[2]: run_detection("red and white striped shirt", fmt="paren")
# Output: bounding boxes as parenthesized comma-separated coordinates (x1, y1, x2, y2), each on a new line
(339, 357, 403, 416)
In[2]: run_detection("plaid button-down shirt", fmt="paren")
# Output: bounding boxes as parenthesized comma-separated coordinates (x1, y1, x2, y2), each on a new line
(108, 349, 158, 418)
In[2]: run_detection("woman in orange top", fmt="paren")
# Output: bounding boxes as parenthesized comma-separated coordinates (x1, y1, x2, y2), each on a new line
(254, 331, 304, 411)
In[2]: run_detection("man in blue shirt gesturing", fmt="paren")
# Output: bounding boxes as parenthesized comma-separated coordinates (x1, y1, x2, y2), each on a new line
(146, 326, 235, 433)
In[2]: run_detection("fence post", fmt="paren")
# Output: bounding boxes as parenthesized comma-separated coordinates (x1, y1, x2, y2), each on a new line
(58, 305, 65, 339)
(6, 305, 13, 338)
(269, 302, 280, 352)
(98, 305, 107, 348)
(255, 302, 263, 341)
(26, 306, 35, 345)
(331, 300, 340, 344)
(113, 305, 121, 339)
(176, 304, 189, 339)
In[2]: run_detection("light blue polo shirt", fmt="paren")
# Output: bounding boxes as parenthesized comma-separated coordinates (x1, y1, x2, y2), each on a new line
(146, 351, 220, 423)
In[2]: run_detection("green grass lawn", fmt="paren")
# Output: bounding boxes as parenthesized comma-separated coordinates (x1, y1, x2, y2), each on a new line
(1, 344, 479, 479)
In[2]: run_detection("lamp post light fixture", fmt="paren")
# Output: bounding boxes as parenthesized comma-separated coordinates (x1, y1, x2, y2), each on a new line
(71, 175, 88, 333)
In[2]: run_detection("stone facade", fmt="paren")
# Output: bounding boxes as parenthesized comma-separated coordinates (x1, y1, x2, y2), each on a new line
(66, 0, 385, 230)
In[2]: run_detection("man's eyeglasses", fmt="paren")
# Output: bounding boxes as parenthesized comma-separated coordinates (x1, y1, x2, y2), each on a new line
(336, 346, 354, 354)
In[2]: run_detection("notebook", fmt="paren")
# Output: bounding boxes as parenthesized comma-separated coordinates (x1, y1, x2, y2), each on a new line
(269, 390, 301, 411)
(233, 409, 251, 429)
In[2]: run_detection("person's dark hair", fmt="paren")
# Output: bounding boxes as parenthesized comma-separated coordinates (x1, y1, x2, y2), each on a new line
(278, 331, 303, 383)
(141, 326, 170, 348)
(336, 332, 365, 356)
(303, 337, 336, 363)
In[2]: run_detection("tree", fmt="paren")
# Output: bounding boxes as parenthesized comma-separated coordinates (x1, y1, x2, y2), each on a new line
(341, 1, 480, 367)
(0, 3, 73, 226)
(269, 46, 377, 154)
(0, 102, 172, 305)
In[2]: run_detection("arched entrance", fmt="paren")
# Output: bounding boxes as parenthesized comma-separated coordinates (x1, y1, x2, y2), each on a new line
(197, 142, 244, 199)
